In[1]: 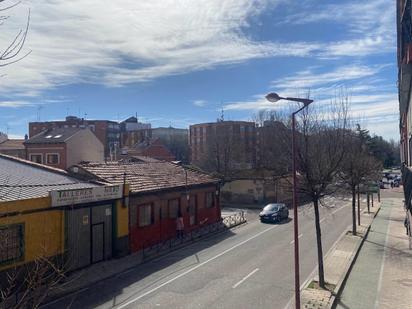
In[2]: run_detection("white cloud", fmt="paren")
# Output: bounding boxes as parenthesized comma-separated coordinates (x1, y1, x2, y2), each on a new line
(193, 100, 207, 107)
(222, 63, 399, 139)
(282, 0, 395, 58)
(0, 100, 35, 107)
(272, 64, 386, 91)
(1, 0, 323, 96)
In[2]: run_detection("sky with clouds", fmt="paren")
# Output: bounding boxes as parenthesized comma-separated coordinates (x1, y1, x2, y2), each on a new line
(0, 0, 398, 140)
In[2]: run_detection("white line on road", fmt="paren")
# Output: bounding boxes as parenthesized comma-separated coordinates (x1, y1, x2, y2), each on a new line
(320, 204, 349, 223)
(232, 268, 259, 289)
(290, 234, 303, 244)
(115, 225, 278, 309)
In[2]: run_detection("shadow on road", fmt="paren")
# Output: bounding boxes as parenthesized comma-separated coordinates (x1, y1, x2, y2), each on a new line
(43, 228, 238, 309)
(260, 217, 292, 225)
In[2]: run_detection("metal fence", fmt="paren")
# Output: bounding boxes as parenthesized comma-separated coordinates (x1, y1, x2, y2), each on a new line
(142, 211, 246, 260)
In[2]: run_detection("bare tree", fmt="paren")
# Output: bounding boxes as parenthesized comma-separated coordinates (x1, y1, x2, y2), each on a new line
(0, 0, 31, 67)
(295, 96, 349, 289)
(340, 125, 382, 236)
(252, 110, 291, 176)
(0, 250, 67, 308)
(197, 124, 244, 179)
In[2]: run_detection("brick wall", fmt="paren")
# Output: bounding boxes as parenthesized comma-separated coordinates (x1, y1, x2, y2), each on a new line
(25, 144, 67, 170)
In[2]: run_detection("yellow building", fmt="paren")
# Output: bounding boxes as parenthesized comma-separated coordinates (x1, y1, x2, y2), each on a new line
(0, 154, 129, 273)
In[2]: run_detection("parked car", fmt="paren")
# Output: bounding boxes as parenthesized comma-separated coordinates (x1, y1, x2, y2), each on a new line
(393, 178, 401, 187)
(259, 203, 289, 223)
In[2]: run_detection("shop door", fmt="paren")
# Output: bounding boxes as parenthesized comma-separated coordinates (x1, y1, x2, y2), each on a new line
(91, 223, 104, 263)
(91, 204, 112, 261)
(65, 208, 91, 270)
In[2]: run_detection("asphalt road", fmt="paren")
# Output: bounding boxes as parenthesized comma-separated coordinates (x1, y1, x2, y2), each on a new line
(45, 195, 358, 309)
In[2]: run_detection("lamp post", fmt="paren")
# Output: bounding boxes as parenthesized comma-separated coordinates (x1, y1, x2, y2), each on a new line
(265, 92, 314, 309)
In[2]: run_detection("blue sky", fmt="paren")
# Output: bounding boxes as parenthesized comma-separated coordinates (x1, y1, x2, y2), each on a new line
(0, 0, 398, 140)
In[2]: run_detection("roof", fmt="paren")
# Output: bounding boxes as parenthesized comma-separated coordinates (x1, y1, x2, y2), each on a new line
(0, 154, 98, 202)
(74, 161, 219, 194)
(24, 127, 85, 144)
(131, 156, 161, 163)
(190, 121, 255, 127)
(0, 139, 25, 150)
(134, 138, 175, 161)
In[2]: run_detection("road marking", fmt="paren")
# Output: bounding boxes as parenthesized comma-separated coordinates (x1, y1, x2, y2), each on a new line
(232, 268, 259, 289)
(115, 225, 277, 309)
(290, 234, 303, 244)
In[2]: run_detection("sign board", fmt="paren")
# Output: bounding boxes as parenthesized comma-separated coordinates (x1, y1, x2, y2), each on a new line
(50, 184, 123, 207)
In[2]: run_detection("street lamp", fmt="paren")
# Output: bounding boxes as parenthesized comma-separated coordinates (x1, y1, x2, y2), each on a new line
(265, 92, 314, 309)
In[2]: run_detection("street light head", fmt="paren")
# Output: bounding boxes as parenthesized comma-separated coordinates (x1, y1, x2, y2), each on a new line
(300, 98, 314, 106)
(265, 92, 282, 103)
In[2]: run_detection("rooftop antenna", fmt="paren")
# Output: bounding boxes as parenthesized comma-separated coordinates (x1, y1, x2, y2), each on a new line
(36, 105, 43, 121)
(220, 108, 224, 122)
(5, 124, 9, 135)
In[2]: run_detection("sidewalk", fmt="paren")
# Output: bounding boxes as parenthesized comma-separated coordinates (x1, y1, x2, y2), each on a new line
(299, 199, 379, 309)
(335, 194, 412, 308)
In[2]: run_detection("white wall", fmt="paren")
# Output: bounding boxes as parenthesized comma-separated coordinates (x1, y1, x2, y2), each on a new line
(66, 129, 104, 167)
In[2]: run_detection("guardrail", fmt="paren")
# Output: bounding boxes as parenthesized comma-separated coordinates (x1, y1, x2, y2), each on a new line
(142, 211, 246, 260)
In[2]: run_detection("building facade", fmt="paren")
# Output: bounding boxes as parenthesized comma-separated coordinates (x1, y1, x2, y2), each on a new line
(151, 127, 188, 142)
(24, 127, 104, 169)
(29, 116, 120, 158)
(70, 160, 221, 252)
(189, 121, 257, 172)
(0, 155, 129, 275)
(397, 0, 412, 226)
(120, 116, 151, 132)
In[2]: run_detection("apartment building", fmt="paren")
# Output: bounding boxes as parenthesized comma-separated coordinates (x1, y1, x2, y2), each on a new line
(24, 127, 104, 169)
(29, 116, 120, 158)
(189, 121, 257, 170)
(397, 0, 412, 222)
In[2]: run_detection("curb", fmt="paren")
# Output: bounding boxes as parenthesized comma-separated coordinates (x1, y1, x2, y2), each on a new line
(328, 205, 381, 309)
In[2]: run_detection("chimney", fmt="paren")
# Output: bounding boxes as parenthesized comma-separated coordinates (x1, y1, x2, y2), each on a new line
(24, 134, 28, 140)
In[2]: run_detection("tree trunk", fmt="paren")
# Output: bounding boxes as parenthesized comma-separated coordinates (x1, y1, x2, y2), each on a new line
(357, 186, 360, 226)
(313, 199, 325, 288)
(367, 193, 370, 213)
(352, 186, 357, 235)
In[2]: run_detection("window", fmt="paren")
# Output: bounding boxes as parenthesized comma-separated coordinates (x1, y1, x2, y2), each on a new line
(168, 199, 180, 219)
(139, 204, 152, 227)
(205, 192, 215, 208)
(46, 153, 59, 164)
(0, 224, 24, 264)
(30, 154, 43, 164)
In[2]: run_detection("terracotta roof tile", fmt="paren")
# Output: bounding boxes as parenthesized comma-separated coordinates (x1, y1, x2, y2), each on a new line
(76, 161, 219, 194)
(0, 139, 25, 150)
